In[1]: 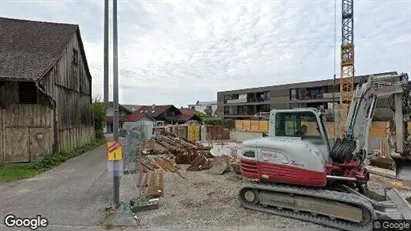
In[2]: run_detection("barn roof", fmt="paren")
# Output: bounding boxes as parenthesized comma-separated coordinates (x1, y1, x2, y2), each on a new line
(0, 17, 91, 81)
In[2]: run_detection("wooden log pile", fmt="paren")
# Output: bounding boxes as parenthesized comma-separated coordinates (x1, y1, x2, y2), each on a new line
(139, 167, 164, 198)
(186, 155, 213, 171)
(147, 134, 212, 165)
(141, 140, 168, 155)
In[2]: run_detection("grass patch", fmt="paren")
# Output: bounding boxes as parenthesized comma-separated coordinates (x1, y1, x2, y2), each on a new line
(0, 138, 106, 183)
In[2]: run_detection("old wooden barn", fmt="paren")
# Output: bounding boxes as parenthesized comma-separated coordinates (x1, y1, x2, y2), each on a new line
(0, 17, 94, 164)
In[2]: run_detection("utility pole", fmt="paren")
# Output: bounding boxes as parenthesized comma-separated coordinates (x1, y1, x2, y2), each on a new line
(112, 0, 120, 209)
(103, 0, 109, 103)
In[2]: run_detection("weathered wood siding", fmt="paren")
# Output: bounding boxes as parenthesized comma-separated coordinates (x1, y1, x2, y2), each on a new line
(0, 108, 4, 164)
(40, 32, 94, 152)
(59, 126, 94, 152)
(0, 82, 54, 163)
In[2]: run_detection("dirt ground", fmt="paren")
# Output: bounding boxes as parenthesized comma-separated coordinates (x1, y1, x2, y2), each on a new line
(119, 164, 398, 229)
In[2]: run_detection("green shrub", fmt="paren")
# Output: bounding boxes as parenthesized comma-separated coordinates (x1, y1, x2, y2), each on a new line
(95, 129, 105, 140)
(92, 96, 107, 139)
(203, 118, 235, 129)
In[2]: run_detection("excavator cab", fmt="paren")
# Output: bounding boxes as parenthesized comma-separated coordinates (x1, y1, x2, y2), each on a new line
(268, 108, 331, 154)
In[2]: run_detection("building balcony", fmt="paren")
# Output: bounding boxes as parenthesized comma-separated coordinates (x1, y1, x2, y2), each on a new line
(226, 98, 248, 104)
(247, 97, 269, 103)
(323, 92, 351, 99)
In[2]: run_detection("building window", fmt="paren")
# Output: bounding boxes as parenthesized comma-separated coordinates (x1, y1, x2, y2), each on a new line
(72, 49, 79, 66)
(224, 106, 229, 114)
(0, 81, 4, 107)
(18, 82, 37, 104)
(290, 89, 298, 100)
(260, 104, 270, 112)
(224, 95, 230, 103)
(308, 88, 324, 99)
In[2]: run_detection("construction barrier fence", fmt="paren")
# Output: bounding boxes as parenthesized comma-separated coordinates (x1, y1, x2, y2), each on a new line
(235, 120, 411, 160)
(235, 120, 396, 138)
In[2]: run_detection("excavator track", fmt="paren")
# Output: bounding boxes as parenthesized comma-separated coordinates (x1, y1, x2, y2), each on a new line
(238, 182, 376, 231)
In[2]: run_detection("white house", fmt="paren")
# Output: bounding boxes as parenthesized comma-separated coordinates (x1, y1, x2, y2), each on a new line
(122, 113, 156, 139)
(103, 103, 133, 133)
(188, 100, 217, 116)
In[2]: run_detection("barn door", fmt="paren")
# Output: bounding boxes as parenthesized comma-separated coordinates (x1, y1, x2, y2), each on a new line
(5, 127, 30, 163)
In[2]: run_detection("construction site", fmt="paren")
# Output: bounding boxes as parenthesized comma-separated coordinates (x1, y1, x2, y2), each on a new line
(113, 125, 410, 230)
(103, 1, 411, 230)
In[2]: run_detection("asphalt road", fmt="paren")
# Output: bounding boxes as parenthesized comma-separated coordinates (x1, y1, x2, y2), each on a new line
(0, 144, 113, 230)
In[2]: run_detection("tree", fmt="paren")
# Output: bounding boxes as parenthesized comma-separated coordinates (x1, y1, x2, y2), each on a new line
(92, 95, 107, 140)
(196, 111, 208, 121)
(204, 107, 212, 116)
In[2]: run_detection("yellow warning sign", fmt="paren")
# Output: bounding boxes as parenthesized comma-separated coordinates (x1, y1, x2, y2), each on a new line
(107, 141, 123, 161)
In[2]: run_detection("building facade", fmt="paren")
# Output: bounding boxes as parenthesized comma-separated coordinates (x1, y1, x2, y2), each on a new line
(188, 101, 217, 116)
(217, 71, 400, 120)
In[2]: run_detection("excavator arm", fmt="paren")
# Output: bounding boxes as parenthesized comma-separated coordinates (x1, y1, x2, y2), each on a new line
(333, 72, 411, 180)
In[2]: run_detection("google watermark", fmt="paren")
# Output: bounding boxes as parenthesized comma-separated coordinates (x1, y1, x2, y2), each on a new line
(373, 220, 411, 230)
(4, 214, 48, 230)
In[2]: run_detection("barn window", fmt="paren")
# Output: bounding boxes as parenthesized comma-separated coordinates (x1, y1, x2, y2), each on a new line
(0, 81, 4, 107)
(72, 49, 78, 66)
(18, 82, 37, 104)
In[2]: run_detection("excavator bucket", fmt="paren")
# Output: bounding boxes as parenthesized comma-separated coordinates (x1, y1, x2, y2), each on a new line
(392, 157, 411, 181)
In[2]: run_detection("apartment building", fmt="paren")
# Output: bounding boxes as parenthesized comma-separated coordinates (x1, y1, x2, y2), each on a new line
(216, 71, 400, 120)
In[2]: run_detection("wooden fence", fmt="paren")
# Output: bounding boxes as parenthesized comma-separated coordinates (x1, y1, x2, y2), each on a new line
(235, 120, 411, 159)
(235, 120, 396, 138)
(153, 125, 230, 141)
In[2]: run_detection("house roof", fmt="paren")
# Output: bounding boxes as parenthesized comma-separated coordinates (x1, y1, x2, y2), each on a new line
(180, 108, 197, 115)
(0, 17, 91, 81)
(122, 113, 155, 122)
(104, 116, 120, 122)
(174, 113, 200, 122)
(135, 105, 176, 118)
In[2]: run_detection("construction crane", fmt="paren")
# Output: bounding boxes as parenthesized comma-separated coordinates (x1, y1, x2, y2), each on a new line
(338, 0, 355, 139)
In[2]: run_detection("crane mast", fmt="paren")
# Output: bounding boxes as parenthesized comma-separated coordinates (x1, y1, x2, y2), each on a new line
(339, 0, 355, 139)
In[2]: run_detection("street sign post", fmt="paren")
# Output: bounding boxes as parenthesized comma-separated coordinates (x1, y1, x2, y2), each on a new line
(112, 0, 120, 209)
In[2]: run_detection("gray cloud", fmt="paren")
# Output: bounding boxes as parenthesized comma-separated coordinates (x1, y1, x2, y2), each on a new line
(1, 0, 410, 107)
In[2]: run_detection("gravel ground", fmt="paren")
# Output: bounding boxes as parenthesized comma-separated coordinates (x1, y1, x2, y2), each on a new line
(125, 166, 324, 229)
(118, 164, 403, 229)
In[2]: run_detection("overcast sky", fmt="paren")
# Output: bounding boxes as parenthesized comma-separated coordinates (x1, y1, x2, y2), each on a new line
(1, 0, 410, 107)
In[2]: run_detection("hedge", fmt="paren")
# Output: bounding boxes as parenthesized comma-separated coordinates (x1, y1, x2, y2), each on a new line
(203, 118, 235, 129)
